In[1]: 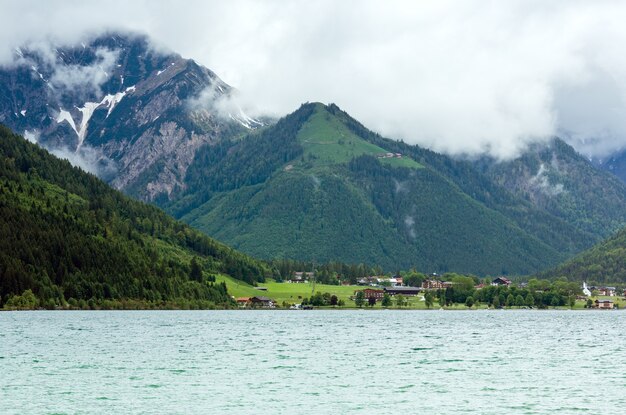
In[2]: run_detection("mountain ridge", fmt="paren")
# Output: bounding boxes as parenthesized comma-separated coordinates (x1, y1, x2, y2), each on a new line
(164, 102, 603, 275)
(540, 225, 626, 284)
(1, 32, 259, 201)
(474, 137, 626, 238)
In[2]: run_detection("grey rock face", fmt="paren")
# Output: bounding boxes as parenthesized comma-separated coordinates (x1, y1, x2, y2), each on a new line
(0, 32, 257, 200)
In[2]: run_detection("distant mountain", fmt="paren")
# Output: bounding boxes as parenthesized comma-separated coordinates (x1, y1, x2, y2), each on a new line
(164, 102, 601, 275)
(474, 138, 626, 238)
(0, 32, 258, 201)
(540, 224, 626, 284)
(598, 149, 626, 185)
(0, 126, 268, 308)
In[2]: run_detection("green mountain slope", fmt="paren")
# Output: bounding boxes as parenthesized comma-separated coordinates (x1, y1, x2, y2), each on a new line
(0, 126, 268, 309)
(296, 104, 422, 169)
(540, 226, 626, 283)
(475, 138, 626, 238)
(320, 105, 599, 255)
(167, 103, 590, 275)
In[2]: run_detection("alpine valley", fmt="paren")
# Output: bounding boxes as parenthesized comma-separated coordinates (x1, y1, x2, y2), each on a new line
(3, 32, 626, 278)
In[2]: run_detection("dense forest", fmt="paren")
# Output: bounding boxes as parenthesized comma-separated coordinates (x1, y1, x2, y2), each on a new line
(0, 126, 270, 309)
(168, 103, 313, 218)
(475, 137, 626, 239)
(540, 225, 626, 283)
(324, 104, 599, 255)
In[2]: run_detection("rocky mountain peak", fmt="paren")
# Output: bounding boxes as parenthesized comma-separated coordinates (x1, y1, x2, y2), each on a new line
(0, 31, 261, 200)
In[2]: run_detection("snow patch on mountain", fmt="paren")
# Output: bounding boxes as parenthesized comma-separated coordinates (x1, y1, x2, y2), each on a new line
(76, 102, 100, 150)
(56, 109, 78, 135)
(187, 82, 264, 129)
(229, 108, 264, 129)
(57, 86, 134, 150)
(31, 66, 47, 82)
(100, 88, 131, 118)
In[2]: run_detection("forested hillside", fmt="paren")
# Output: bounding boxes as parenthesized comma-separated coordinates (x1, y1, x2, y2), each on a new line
(475, 138, 626, 238)
(540, 226, 626, 284)
(165, 103, 592, 275)
(322, 104, 600, 255)
(0, 126, 269, 309)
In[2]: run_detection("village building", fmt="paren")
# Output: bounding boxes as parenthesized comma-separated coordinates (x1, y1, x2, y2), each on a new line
(589, 286, 616, 296)
(599, 287, 616, 297)
(384, 286, 421, 296)
(372, 276, 391, 286)
(387, 277, 400, 286)
(422, 279, 453, 290)
(377, 152, 403, 159)
(357, 288, 385, 300)
(249, 296, 274, 308)
(235, 297, 250, 307)
(422, 279, 446, 290)
(491, 277, 512, 287)
(287, 271, 314, 283)
(595, 299, 614, 309)
(357, 276, 379, 286)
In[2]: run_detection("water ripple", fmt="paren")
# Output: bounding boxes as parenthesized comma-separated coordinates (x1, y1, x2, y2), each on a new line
(0, 310, 624, 414)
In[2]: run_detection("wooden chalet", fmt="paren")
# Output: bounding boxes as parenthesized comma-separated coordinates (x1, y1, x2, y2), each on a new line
(491, 277, 512, 287)
(595, 299, 614, 309)
(249, 296, 274, 308)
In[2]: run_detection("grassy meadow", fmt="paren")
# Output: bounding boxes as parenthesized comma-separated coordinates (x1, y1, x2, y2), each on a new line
(215, 275, 626, 310)
(296, 104, 422, 169)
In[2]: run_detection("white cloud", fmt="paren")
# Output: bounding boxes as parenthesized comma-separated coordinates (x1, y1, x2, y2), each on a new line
(529, 164, 565, 197)
(21, 125, 117, 178)
(49, 145, 118, 180)
(23, 129, 39, 143)
(404, 215, 416, 239)
(2, 0, 626, 158)
(48, 47, 118, 97)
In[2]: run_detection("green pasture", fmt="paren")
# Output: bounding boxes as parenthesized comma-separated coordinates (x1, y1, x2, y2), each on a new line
(297, 104, 422, 169)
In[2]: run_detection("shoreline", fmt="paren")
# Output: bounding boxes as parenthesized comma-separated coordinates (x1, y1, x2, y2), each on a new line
(2, 307, 623, 312)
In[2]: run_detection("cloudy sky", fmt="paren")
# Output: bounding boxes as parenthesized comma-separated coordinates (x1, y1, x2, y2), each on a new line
(2, 0, 626, 159)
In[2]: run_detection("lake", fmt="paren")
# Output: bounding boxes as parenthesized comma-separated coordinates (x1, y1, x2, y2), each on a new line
(1, 310, 624, 414)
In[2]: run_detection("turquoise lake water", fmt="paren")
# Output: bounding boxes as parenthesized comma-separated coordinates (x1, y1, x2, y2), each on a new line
(1, 310, 624, 414)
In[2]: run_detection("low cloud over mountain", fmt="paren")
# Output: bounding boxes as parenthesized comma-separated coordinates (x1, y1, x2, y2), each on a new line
(3, 1, 626, 159)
